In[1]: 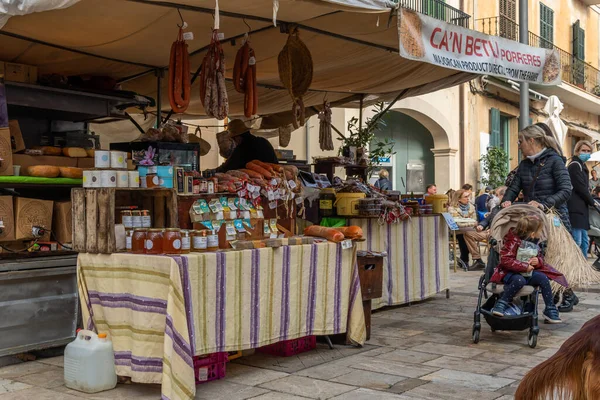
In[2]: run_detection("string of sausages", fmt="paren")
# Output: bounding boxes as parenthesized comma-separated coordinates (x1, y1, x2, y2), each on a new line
(233, 38, 258, 118)
(318, 100, 333, 151)
(168, 28, 191, 113)
(199, 30, 229, 120)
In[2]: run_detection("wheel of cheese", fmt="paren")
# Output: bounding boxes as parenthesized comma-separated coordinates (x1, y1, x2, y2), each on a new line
(59, 167, 83, 179)
(27, 165, 60, 178)
(62, 147, 88, 158)
(86, 148, 95, 158)
(32, 146, 63, 156)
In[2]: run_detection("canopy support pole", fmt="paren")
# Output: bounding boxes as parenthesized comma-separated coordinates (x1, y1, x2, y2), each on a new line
(359, 95, 364, 132)
(155, 69, 163, 128)
(125, 112, 146, 134)
(519, 0, 529, 131)
(366, 90, 408, 129)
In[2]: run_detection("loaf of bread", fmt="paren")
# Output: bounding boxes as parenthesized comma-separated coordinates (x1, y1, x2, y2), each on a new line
(62, 147, 88, 158)
(86, 148, 95, 158)
(27, 165, 60, 178)
(58, 167, 83, 179)
(32, 146, 63, 156)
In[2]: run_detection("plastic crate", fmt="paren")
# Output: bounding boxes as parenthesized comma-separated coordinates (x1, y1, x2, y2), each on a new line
(193, 352, 228, 384)
(257, 336, 316, 357)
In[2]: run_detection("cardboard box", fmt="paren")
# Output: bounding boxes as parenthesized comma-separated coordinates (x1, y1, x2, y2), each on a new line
(0, 127, 13, 176)
(14, 197, 53, 241)
(9, 120, 25, 153)
(0, 196, 15, 242)
(0, 62, 38, 84)
(12, 154, 77, 176)
(52, 201, 72, 244)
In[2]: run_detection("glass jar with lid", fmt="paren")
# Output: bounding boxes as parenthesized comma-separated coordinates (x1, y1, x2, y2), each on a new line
(141, 210, 152, 228)
(180, 230, 191, 254)
(132, 229, 147, 254)
(207, 230, 219, 251)
(121, 210, 133, 228)
(132, 210, 142, 228)
(191, 230, 208, 252)
(146, 229, 164, 255)
(163, 228, 182, 254)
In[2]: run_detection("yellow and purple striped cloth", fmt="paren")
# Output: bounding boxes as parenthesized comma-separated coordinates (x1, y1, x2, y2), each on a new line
(350, 216, 450, 309)
(78, 242, 365, 400)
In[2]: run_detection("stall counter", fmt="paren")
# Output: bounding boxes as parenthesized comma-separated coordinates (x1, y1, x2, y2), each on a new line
(77, 242, 366, 400)
(350, 215, 450, 309)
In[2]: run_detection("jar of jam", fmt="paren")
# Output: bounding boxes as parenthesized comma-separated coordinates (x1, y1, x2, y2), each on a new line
(163, 228, 182, 254)
(125, 229, 133, 251)
(132, 211, 142, 228)
(132, 229, 147, 254)
(141, 210, 152, 228)
(181, 230, 191, 254)
(146, 229, 164, 255)
(121, 210, 133, 228)
(192, 230, 208, 252)
(207, 230, 219, 251)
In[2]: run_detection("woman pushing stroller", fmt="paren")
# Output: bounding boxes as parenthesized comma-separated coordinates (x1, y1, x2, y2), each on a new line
(491, 215, 568, 323)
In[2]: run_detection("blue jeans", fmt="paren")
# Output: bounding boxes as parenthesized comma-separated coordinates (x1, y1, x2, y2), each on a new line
(572, 229, 589, 257)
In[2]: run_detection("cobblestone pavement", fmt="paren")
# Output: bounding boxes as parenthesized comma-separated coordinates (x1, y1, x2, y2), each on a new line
(0, 271, 598, 400)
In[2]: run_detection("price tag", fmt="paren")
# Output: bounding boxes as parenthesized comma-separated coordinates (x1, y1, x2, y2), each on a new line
(270, 233, 278, 239)
(341, 239, 353, 249)
(274, 191, 281, 200)
(270, 219, 279, 233)
(229, 211, 238, 220)
(240, 198, 248, 210)
(295, 196, 304, 205)
(270, 179, 278, 186)
(269, 201, 277, 209)
(237, 190, 247, 198)
(234, 219, 246, 233)
(247, 184, 255, 193)
(264, 223, 271, 235)
(256, 210, 264, 219)
(228, 198, 238, 210)
(242, 210, 251, 219)
(288, 180, 297, 189)
(215, 211, 224, 221)
(248, 56, 256, 66)
(251, 190, 260, 199)
(267, 191, 275, 201)
(226, 221, 237, 236)
(217, 32, 225, 40)
(183, 31, 194, 40)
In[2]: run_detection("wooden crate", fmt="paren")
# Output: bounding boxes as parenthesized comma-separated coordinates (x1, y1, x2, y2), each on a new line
(71, 188, 178, 254)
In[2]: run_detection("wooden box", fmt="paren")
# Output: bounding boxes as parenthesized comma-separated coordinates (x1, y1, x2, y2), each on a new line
(357, 254, 384, 301)
(53, 201, 72, 244)
(14, 197, 53, 241)
(0, 127, 13, 176)
(0, 195, 14, 242)
(72, 188, 178, 254)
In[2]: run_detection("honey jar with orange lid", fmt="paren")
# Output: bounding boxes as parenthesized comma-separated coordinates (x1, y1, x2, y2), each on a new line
(131, 229, 147, 254)
(146, 229, 164, 255)
(163, 228, 182, 254)
(207, 229, 219, 251)
(191, 230, 208, 252)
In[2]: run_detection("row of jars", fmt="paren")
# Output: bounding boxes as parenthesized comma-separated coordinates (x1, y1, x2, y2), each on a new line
(126, 228, 219, 255)
(121, 210, 152, 229)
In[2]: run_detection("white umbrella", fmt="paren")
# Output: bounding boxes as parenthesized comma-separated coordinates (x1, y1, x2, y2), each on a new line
(589, 151, 600, 162)
(543, 95, 568, 149)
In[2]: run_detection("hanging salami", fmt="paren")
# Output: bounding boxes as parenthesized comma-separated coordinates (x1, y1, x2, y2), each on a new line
(233, 39, 258, 117)
(168, 28, 191, 113)
(199, 30, 229, 120)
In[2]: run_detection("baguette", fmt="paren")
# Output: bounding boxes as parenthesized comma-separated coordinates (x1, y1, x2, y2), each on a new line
(304, 225, 345, 242)
(62, 147, 88, 158)
(27, 165, 60, 178)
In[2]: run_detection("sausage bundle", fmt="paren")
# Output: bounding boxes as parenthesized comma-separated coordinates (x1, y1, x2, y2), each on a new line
(199, 30, 229, 120)
(168, 28, 191, 113)
(233, 40, 258, 118)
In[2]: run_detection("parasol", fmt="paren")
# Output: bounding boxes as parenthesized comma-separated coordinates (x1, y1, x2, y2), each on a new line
(543, 95, 568, 149)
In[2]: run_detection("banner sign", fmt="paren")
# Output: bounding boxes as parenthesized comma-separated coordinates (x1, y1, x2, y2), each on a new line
(398, 8, 562, 85)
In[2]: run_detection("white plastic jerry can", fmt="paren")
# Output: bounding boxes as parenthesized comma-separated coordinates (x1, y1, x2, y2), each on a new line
(64, 330, 118, 393)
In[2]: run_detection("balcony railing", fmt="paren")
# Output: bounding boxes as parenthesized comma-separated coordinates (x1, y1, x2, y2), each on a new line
(476, 16, 600, 96)
(399, 0, 471, 28)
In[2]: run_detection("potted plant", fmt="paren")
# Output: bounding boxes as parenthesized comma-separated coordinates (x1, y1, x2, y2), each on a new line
(479, 146, 511, 189)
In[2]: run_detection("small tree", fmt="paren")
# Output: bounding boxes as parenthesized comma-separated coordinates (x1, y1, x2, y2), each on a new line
(479, 147, 511, 189)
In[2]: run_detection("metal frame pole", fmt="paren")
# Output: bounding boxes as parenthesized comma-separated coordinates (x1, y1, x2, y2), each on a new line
(519, 0, 529, 130)
(155, 69, 162, 128)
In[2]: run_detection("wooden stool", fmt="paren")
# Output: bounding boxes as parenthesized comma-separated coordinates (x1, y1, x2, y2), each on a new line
(357, 252, 384, 340)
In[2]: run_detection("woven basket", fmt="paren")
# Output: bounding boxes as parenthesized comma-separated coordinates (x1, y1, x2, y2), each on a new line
(279, 125, 292, 147)
(278, 29, 313, 100)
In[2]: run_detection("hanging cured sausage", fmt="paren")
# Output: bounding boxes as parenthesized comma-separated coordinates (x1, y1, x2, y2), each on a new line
(233, 39, 258, 118)
(168, 28, 191, 113)
(199, 30, 229, 120)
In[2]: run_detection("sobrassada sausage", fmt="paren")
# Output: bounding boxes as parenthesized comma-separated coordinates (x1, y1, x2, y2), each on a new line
(246, 162, 273, 179)
(304, 226, 345, 242)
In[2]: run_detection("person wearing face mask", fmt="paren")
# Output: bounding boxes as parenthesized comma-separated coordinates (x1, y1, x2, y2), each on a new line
(567, 140, 596, 256)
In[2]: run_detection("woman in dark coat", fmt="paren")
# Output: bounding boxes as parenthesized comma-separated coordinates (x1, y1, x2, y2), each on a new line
(567, 140, 595, 256)
(501, 123, 572, 230)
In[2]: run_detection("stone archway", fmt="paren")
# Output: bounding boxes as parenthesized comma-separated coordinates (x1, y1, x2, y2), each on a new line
(391, 97, 459, 192)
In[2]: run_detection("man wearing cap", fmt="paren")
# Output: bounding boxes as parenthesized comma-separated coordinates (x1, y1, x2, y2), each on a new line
(216, 119, 278, 172)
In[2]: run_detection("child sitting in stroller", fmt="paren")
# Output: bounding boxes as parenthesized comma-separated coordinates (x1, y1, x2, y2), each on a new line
(491, 215, 568, 323)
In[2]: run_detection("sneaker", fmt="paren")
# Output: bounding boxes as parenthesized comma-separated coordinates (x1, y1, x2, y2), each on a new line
(468, 259, 485, 271)
(543, 306, 562, 324)
(564, 289, 579, 306)
(557, 300, 573, 313)
(492, 299, 509, 317)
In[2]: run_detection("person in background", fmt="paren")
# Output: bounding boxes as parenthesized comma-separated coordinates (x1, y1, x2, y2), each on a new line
(462, 183, 474, 201)
(374, 169, 391, 191)
(590, 169, 600, 191)
(587, 186, 600, 262)
(449, 189, 488, 270)
(487, 186, 507, 212)
(475, 186, 492, 221)
(567, 140, 596, 257)
(216, 119, 278, 172)
(424, 184, 437, 197)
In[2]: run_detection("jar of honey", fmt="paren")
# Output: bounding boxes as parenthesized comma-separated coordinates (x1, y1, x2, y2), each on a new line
(125, 229, 133, 251)
(181, 230, 191, 254)
(163, 229, 182, 254)
(132, 229, 147, 254)
(207, 230, 219, 251)
(132, 210, 142, 228)
(146, 229, 164, 255)
(141, 210, 152, 228)
(121, 210, 133, 228)
(192, 230, 208, 252)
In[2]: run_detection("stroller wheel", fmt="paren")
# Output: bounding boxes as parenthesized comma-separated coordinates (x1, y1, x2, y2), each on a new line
(527, 331, 538, 348)
(472, 329, 480, 344)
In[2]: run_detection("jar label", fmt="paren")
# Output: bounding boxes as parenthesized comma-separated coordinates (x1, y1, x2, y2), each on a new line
(320, 200, 333, 209)
(142, 216, 152, 228)
(193, 236, 208, 249)
(208, 235, 219, 247)
(122, 216, 133, 227)
(173, 239, 181, 250)
(146, 239, 153, 250)
(182, 237, 191, 250)
(132, 216, 142, 227)
(126, 236, 132, 250)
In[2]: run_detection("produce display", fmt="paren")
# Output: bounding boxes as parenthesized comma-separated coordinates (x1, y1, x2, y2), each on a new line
(168, 28, 191, 114)
(200, 30, 229, 120)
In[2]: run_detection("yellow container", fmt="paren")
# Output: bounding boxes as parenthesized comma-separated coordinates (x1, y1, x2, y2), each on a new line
(425, 194, 449, 214)
(335, 193, 366, 216)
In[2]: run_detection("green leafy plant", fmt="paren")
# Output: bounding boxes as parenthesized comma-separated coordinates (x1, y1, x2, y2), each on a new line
(479, 146, 511, 189)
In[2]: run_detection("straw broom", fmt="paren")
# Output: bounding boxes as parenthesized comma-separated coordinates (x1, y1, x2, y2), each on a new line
(544, 210, 600, 290)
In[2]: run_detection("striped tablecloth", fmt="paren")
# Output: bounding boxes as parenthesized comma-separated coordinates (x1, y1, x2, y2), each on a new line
(350, 216, 450, 310)
(78, 242, 365, 400)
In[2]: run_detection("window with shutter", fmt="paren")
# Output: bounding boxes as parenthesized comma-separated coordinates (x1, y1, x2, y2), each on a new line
(422, 0, 446, 22)
(573, 21, 585, 85)
(499, 0, 517, 40)
(539, 3, 554, 49)
(490, 108, 501, 149)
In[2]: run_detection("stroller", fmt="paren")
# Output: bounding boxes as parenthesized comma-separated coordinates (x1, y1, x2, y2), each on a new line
(472, 204, 549, 348)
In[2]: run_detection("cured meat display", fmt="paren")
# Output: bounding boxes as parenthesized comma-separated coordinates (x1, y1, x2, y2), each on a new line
(168, 28, 191, 113)
(233, 39, 258, 118)
(199, 30, 229, 120)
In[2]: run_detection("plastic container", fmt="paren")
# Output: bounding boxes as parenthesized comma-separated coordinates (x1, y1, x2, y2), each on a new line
(64, 330, 117, 393)
(193, 352, 228, 384)
(424, 194, 449, 214)
(334, 193, 366, 216)
(257, 336, 316, 357)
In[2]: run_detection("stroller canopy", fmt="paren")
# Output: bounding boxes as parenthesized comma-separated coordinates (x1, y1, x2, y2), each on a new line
(490, 205, 549, 249)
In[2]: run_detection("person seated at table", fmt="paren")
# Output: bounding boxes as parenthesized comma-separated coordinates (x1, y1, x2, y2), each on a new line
(475, 186, 493, 221)
(424, 184, 437, 197)
(448, 189, 488, 270)
(462, 183, 474, 202)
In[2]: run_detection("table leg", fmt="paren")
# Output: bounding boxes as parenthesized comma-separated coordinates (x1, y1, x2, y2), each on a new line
(446, 288, 450, 299)
(453, 231, 458, 273)
(362, 300, 372, 341)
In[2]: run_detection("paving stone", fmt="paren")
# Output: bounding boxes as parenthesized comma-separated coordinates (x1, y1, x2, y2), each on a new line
(420, 369, 514, 391)
(379, 349, 441, 365)
(0, 362, 51, 380)
(369, 327, 425, 339)
(225, 364, 289, 386)
(235, 353, 308, 373)
(358, 347, 397, 357)
(0, 379, 31, 395)
(330, 388, 414, 399)
(54, 383, 163, 400)
(477, 352, 546, 369)
(386, 378, 429, 394)
(401, 382, 503, 400)
(36, 357, 64, 368)
(349, 357, 440, 378)
(494, 366, 532, 381)
(250, 392, 311, 400)
(259, 375, 355, 399)
(494, 381, 520, 396)
(331, 370, 406, 390)
(13, 366, 64, 389)
(424, 356, 507, 375)
(366, 335, 419, 348)
(294, 363, 354, 380)
(195, 381, 270, 400)
(530, 347, 557, 359)
(408, 343, 485, 358)
(0, 387, 83, 400)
